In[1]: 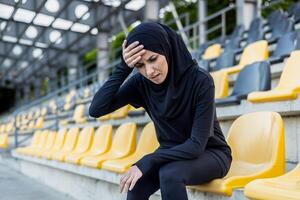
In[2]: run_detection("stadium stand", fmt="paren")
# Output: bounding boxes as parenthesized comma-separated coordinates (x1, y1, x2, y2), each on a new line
(1, 1, 300, 200)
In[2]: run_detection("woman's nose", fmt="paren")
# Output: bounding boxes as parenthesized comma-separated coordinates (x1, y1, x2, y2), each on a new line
(146, 66, 155, 77)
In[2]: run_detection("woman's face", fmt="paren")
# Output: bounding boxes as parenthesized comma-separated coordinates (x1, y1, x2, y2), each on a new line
(134, 49, 168, 84)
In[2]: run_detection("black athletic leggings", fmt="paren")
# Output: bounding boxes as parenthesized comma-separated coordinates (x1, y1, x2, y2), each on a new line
(126, 150, 231, 200)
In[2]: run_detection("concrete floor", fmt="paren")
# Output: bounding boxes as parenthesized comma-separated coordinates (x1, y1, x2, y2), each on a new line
(0, 164, 75, 200)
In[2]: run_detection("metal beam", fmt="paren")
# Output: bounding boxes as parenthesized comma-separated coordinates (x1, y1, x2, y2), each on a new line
(20, 0, 133, 84)
(1, 0, 74, 81)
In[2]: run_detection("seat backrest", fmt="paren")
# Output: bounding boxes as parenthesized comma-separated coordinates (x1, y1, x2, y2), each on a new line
(277, 50, 300, 90)
(211, 70, 229, 99)
(30, 130, 42, 147)
(202, 44, 221, 60)
(227, 111, 285, 165)
(293, 4, 300, 22)
(239, 40, 268, 67)
(272, 17, 294, 39)
(110, 122, 136, 155)
(36, 130, 49, 149)
(273, 31, 297, 58)
(52, 128, 67, 150)
(90, 124, 112, 154)
(136, 122, 159, 155)
(111, 105, 130, 119)
(287, 2, 300, 16)
(62, 127, 79, 151)
(35, 117, 44, 129)
(73, 127, 94, 153)
(231, 61, 271, 97)
(73, 105, 85, 121)
(247, 18, 264, 44)
(215, 50, 235, 71)
(229, 24, 244, 40)
(267, 9, 284, 28)
(0, 134, 8, 146)
(224, 38, 241, 51)
(44, 131, 57, 150)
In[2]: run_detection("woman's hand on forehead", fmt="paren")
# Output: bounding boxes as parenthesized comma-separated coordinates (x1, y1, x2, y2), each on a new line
(122, 39, 146, 68)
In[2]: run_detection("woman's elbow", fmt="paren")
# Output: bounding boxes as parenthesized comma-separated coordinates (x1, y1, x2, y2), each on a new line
(89, 104, 100, 118)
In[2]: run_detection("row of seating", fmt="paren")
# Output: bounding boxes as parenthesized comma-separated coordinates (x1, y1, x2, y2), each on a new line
(212, 50, 300, 105)
(199, 28, 300, 73)
(16, 122, 159, 173)
(60, 104, 145, 126)
(15, 111, 300, 199)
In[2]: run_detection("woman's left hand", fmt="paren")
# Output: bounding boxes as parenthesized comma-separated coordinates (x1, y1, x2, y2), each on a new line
(120, 165, 143, 193)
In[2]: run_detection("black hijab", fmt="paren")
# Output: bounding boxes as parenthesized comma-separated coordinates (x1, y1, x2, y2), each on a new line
(125, 22, 197, 119)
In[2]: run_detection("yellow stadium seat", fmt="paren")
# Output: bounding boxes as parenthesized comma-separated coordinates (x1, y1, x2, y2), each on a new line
(41, 107, 48, 116)
(51, 127, 80, 161)
(64, 90, 76, 111)
(110, 105, 130, 119)
(33, 131, 57, 157)
(16, 130, 41, 154)
(202, 44, 222, 60)
(0, 124, 5, 133)
(248, 51, 300, 103)
(65, 124, 112, 164)
(61, 105, 86, 125)
(40, 128, 67, 159)
(244, 162, 300, 200)
(27, 121, 35, 130)
(83, 88, 91, 99)
(0, 134, 9, 148)
(210, 70, 229, 99)
(24, 130, 49, 156)
(222, 40, 268, 75)
(191, 111, 285, 196)
(34, 109, 40, 118)
(97, 113, 111, 121)
(102, 122, 159, 173)
(80, 122, 136, 168)
(5, 122, 14, 133)
(64, 127, 94, 163)
(34, 117, 44, 129)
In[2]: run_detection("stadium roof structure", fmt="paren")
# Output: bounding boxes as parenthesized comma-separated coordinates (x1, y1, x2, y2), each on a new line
(0, 0, 163, 87)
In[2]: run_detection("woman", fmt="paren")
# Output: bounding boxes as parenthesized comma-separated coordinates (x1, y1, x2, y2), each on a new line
(89, 22, 232, 200)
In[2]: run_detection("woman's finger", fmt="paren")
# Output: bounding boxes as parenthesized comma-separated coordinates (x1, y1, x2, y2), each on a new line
(124, 44, 144, 60)
(122, 174, 134, 193)
(128, 55, 142, 67)
(125, 49, 145, 64)
(129, 175, 139, 191)
(124, 41, 139, 53)
(120, 173, 130, 192)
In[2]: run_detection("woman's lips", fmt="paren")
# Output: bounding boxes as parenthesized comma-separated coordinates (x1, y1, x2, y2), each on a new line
(150, 74, 160, 79)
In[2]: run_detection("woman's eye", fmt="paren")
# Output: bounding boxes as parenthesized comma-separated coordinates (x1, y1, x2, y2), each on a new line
(135, 64, 143, 68)
(149, 57, 157, 62)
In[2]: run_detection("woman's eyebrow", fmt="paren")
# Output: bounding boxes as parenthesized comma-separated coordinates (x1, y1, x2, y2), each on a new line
(136, 55, 157, 65)
(146, 55, 157, 61)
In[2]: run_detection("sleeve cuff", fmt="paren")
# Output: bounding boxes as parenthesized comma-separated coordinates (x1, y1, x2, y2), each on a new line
(133, 154, 156, 175)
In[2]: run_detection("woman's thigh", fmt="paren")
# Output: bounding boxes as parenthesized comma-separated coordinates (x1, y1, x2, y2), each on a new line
(159, 150, 224, 186)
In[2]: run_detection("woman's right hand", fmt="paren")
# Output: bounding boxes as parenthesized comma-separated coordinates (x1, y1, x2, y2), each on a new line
(122, 40, 146, 68)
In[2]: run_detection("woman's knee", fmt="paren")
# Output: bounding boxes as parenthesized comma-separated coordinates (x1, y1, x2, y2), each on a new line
(159, 164, 183, 184)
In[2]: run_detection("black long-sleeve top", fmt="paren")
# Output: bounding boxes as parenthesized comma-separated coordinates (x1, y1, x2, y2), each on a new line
(89, 62, 232, 175)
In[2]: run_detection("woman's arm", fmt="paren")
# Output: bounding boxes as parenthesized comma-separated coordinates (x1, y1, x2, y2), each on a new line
(134, 78, 215, 175)
(89, 40, 145, 118)
(89, 63, 142, 118)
